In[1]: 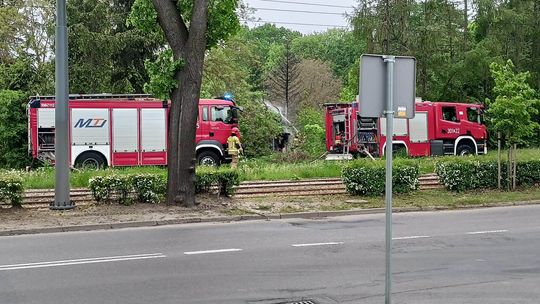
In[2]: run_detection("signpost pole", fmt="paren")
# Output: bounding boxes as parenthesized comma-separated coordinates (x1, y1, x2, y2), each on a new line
(51, 0, 74, 210)
(383, 55, 395, 304)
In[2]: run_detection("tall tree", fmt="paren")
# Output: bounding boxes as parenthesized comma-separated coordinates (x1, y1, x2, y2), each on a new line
(265, 40, 301, 121)
(291, 28, 364, 81)
(238, 24, 301, 91)
(130, 0, 239, 206)
(486, 60, 539, 189)
(68, 0, 161, 93)
(295, 59, 342, 110)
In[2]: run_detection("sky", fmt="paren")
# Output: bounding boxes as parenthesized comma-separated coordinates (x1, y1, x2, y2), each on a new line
(242, 0, 357, 34)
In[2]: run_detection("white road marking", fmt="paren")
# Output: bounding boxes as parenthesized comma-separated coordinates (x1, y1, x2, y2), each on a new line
(392, 235, 431, 240)
(184, 248, 243, 255)
(291, 242, 344, 247)
(0, 253, 165, 271)
(466, 230, 508, 235)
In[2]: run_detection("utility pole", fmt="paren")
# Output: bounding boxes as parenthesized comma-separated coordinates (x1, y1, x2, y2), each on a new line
(51, 0, 74, 210)
(383, 55, 395, 304)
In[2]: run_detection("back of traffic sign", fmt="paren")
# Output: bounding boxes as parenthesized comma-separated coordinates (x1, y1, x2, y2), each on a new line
(358, 54, 416, 119)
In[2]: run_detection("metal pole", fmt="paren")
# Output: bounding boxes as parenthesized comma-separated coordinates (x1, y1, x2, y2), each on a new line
(383, 55, 395, 304)
(51, 0, 74, 210)
(497, 132, 501, 189)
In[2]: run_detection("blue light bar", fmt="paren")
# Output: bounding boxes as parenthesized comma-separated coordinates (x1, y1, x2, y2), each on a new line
(223, 92, 234, 101)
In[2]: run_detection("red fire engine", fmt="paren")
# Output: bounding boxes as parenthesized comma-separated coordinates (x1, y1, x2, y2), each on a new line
(28, 94, 240, 168)
(325, 100, 487, 158)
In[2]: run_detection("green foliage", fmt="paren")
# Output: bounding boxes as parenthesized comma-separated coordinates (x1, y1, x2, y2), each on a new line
(130, 174, 167, 204)
(295, 108, 325, 157)
(0, 172, 23, 208)
(436, 158, 540, 191)
(342, 160, 419, 196)
(89, 175, 133, 205)
(297, 107, 324, 129)
(291, 29, 364, 81)
(436, 159, 499, 192)
(516, 160, 540, 187)
(340, 58, 360, 102)
(88, 168, 240, 203)
(298, 124, 325, 157)
(68, 0, 161, 94)
(143, 49, 184, 99)
(195, 167, 240, 196)
(127, 0, 160, 35)
(216, 168, 240, 196)
(201, 34, 257, 101)
(238, 100, 283, 158)
(486, 60, 539, 145)
(0, 90, 30, 169)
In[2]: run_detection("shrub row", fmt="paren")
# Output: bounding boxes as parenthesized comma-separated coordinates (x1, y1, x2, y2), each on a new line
(342, 160, 420, 196)
(89, 168, 240, 205)
(436, 159, 540, 191)
(0, 173, 23, 208)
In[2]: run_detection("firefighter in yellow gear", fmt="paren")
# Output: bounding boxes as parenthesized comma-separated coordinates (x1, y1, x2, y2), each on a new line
(227, 127, 242, 169)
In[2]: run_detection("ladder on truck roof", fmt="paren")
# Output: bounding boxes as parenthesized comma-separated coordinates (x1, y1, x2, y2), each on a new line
(343, 107, 350, 155)
(31, 94, 155, 101)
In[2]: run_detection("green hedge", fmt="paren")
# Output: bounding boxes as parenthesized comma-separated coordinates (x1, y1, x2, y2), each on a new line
(436, 159, 540, 191)
(0, 173, 23, 208)
(89, 169, 240, 204)
(517, 160, 540, 187)
(342, 160, 419, 196)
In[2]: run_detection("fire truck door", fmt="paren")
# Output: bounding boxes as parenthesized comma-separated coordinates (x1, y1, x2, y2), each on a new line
(209, 105, 233, 144)
(197, 105, 210, 141)
(439, 105, 461, 138)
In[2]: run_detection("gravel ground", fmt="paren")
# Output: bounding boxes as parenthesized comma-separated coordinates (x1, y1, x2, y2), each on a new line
(0, 194, 360, 232)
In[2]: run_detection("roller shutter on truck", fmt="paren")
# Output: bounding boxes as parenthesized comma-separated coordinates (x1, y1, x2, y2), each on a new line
(112, 109, 138, 166)
(140, 108, 167, 165)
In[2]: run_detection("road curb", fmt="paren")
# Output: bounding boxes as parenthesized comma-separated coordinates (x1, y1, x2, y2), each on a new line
(1, 200, 539, 237)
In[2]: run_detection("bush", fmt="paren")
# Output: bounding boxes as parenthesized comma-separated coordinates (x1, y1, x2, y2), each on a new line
(196, 167, 240, 197)
(516, 160, 540, 186)
(436, 159, 540, 191)
(89, 175, 133, 205)
(89, 169, 240, 204)
(215, 169, 240, 196)
(0, 173, 23, 208)
(342, 160, 419, 196)
(130, 174, 166, 204)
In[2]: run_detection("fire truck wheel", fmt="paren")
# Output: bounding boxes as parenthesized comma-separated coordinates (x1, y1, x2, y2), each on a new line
(197, 150, 221, 166)
(75, 152, 107, 169)
(457, 144, 474, 156)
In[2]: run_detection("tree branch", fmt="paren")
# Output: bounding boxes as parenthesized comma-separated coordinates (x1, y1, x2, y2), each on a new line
(151, 0, 189, 58)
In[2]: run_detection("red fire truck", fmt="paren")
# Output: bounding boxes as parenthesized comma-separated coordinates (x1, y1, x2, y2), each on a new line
(28, 94, 240, 168)
(325, 100, 487, 158)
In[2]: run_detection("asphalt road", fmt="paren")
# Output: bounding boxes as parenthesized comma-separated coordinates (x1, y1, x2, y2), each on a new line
(1, 205, 540, 304)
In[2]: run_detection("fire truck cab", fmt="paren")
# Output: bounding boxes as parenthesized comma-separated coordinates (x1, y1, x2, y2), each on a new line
(325, 100, 487, 158)
(28, 94, 240, 168)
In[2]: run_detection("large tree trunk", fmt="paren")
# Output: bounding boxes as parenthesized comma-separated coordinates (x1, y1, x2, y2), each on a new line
(152, 0, 209, 207)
